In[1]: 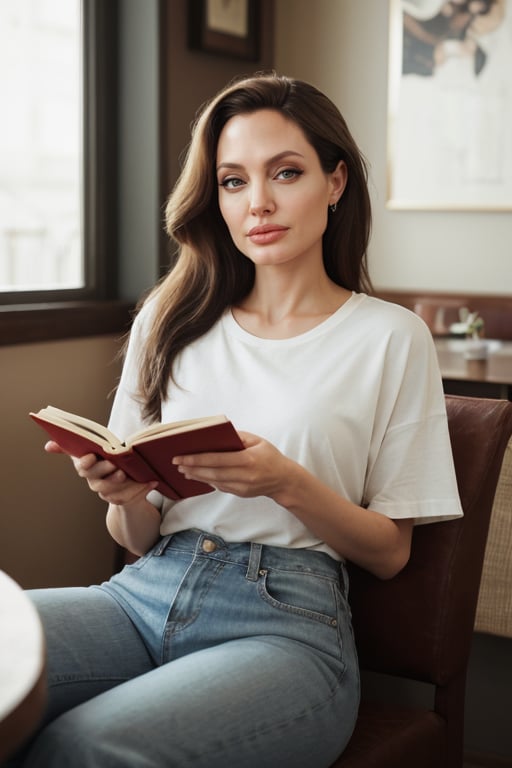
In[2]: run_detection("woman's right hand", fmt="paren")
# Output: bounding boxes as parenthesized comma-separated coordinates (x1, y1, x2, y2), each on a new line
(45, 441, 161, 555)
(44, 440, 157, 506)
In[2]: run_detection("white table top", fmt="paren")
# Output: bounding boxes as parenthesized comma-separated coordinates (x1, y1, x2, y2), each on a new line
(0, 571, 45, 722)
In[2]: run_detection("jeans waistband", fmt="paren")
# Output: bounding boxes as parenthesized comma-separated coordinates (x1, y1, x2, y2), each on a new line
(153, 529, 343, 585)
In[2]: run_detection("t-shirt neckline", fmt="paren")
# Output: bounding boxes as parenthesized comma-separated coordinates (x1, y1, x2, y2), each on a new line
(223, 291, 366, 346)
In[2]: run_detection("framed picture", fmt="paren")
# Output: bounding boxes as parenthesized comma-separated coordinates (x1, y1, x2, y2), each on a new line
(188, 0, 260, 60)
(387, 0, 512, 210)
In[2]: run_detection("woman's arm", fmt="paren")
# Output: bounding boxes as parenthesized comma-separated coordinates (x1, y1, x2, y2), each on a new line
(274, 459, 413, 580)
(172, 432, 413, 580)
(105, 499, 162, 557)
(45, 441, 162, 556)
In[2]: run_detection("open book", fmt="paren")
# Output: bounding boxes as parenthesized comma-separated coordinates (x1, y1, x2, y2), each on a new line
(30, 406, 244, 500)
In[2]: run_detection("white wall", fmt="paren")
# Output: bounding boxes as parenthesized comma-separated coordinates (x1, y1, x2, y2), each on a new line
(275, 0, 512, 296)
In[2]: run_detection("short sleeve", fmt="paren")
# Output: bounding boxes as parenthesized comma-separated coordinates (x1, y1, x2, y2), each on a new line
(363, 314, 463, 525)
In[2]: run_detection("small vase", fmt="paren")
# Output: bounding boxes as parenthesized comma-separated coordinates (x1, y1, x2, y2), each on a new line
(463, 337, 489, 361)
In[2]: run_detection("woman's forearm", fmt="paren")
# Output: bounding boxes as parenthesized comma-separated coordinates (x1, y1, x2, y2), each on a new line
(274, 461, 413, 580)
(173, 435, 414, 579)
(106, 498, 162, 557)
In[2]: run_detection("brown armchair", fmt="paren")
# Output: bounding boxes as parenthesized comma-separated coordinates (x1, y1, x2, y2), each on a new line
(332, 395, 512, 768)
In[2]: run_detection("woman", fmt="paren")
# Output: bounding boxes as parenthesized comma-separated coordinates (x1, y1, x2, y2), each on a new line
(16, 73, 462, 768)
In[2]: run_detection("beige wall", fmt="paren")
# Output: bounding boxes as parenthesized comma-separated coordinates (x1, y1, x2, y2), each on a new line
(275, 0, 512, 296)
(0, 336, 122, 588)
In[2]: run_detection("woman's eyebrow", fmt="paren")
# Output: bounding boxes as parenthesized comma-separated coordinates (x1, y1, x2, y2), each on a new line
(216, 150, 305, 172)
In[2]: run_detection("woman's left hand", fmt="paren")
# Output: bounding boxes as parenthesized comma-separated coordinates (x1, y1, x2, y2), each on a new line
(174, 432, 414, 580)
(172, 432, 294, 500)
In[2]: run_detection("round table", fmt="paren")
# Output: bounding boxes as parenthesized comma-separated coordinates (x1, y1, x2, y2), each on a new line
(0, 571, 46, 761)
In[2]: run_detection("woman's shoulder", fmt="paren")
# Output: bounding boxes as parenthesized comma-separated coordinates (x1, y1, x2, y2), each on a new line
(356, 294, 431, 339)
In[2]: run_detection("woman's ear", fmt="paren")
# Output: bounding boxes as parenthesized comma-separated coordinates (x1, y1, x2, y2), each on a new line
(329, 160, 348, 206)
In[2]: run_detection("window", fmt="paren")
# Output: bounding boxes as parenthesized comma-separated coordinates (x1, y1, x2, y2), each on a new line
(0, 0, 125, 341)
(0, 0, 82, 293)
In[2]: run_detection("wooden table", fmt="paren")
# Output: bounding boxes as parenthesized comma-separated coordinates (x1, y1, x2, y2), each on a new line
(434, 338, 512, 400)
(0, 571, 46, 761)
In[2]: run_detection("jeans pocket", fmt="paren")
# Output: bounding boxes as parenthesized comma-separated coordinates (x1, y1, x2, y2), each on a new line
(257, 568, 338, 627)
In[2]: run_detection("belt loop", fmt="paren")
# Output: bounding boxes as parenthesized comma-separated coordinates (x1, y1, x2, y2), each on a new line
(246, 542, 263, 581)
(153, 533, 173, 557)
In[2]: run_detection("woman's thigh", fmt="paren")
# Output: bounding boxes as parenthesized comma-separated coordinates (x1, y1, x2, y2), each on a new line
(23, 632, 358, 768)
(28, 586, 154, 723)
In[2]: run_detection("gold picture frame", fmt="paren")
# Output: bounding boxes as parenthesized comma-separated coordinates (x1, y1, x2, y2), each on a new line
(188, 0, 260, 60)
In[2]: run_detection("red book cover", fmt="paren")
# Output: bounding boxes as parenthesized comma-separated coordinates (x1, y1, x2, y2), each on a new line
(132, 421, 244, 499)
(30, 409, 244, 500)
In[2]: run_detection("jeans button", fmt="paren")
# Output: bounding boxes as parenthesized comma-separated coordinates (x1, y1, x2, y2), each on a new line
(201, 538, 217, 553)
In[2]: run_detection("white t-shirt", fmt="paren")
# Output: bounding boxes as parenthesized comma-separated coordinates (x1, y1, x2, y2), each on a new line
(108, 292, 463, 560)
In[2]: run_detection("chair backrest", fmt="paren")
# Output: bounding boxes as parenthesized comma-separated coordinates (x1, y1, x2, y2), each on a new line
(347, 395, 512, 695)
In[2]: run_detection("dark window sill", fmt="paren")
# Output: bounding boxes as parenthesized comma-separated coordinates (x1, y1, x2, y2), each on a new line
(0, 301, 135, 346)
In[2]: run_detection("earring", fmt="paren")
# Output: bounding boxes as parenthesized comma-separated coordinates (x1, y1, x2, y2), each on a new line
(329, 202, 337, 214)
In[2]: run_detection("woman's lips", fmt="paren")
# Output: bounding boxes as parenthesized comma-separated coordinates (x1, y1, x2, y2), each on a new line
(247, 225, 289, 245)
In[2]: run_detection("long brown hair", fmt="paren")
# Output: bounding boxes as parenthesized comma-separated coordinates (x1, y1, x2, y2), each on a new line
(138, 73, 373, 421)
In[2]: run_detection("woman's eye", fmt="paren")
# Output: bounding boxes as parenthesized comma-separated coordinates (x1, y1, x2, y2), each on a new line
(220, 177, 245, 189)
(276, 168, 303, 181)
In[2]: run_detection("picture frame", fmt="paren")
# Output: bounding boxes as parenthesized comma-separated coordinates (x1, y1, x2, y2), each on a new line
(188, 0, 260, 61)
(387, 0, 512, 211)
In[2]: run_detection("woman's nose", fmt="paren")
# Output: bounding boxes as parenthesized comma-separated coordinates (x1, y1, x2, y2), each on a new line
(249, 183, 276, 216)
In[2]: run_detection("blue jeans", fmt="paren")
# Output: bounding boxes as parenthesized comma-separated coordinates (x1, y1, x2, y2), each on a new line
(13, 530, 360, 768)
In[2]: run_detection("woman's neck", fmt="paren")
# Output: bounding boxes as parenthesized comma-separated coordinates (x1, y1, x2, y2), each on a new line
(233, 267, 351, 339)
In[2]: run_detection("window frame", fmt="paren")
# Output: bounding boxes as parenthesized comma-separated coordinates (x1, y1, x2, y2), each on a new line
(0, 0, 132, 344)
